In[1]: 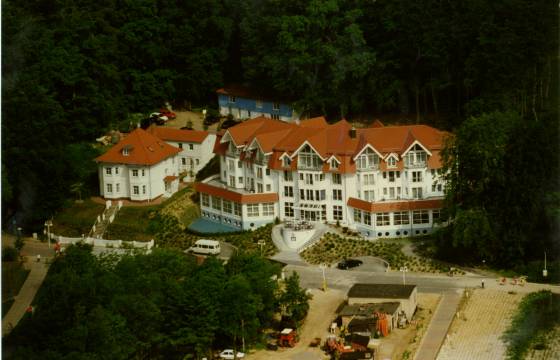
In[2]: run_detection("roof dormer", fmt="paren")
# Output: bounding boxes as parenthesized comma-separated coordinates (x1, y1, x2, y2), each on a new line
(122, 145, 133, 156)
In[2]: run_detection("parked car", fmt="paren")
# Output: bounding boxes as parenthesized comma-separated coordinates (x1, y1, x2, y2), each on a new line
(220, 119, 240, 129)
(219, 349, 245, 359)
(159, 108, 176, 119)
(337, 259, 363, 270)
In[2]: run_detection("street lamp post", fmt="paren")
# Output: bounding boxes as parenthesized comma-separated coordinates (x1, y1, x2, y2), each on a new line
(543, 251, 548, 278)
(257, 239, 265, 256)
(320, 264, 328, 292)
(400, 266, 408, 285)
(44, 219, 53, 248)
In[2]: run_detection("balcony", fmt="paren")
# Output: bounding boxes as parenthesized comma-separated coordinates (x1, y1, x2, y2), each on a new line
(195, 175, 278, 204)
(405, 161, 426, 169)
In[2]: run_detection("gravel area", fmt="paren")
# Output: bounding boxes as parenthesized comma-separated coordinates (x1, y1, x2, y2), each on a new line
(437, 289, 524, 360)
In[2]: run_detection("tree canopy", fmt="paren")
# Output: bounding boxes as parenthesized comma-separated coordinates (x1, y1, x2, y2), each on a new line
(5, 245, 307, 359)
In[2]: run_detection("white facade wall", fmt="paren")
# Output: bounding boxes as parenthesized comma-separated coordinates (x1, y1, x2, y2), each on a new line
(98, 154, 179, 201)
(166, 134, 216, 181)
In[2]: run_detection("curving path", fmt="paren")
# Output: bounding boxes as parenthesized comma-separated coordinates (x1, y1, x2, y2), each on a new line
(2, 257, 50, 336)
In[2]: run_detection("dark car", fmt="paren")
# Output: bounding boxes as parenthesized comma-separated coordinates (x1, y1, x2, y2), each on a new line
(220, 119, 240, 129)
(337, 259, 363, 270)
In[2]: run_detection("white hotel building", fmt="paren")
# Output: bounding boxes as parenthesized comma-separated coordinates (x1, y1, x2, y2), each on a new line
(195, 116, 448, 238)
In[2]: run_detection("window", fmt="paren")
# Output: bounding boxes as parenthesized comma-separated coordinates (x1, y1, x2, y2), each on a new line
(389, 187, 395, 199)
(238, 177, 243, 184)
(364, 190, 374, 201)
(257, 168, 263, 179)
(178, 143, 183, 149)
(132, 169, 138, 177)
(266, 184, 271, 192)
(266, 168, 270, 176)
(228, 95, 236, 103)
(405, 144, 427, 167)
(106, 167, 112, 175)
(412, 171, 423, 182)
(106, 184, 113, 193)
(284, 186, 294, 197)
(212, 197, 221, 211)
(432, 183, 437, 192)
(202, 194, 210, 207)
(333, 189, 342, 201)
(247, 204, 259, 217)
(284, 202, 294, 217)
(283, 157, 291, 167)
(413, 210, 430, 224)
(333, 205, 343, 220)
(123, 147, 130, 156)
(376, 213, 390, 226)
(257, 183, 263, 193)
(195, 159, 199, 165)
(432, 209, 441, 223)
(332, 173, 342, 185)
(263, 203, 274, 216)
(234, 203, 242, 216)
(412, 187, 423, 199)
(330, 159, 339, 169)
(357, 148, 379, 170)
(271, 114, 280, 120)
(133, 186, 139, 195)
(300, 189, 305, 200)
(228, 160, 235, 171)
(284, 171, 293, 181)
(437, 184, 443, 192)
(223, 200, 233, 214)
(115, 167, 119, 175)
(182, 158, 187, 165)
(354, 209, 362, 223)
(229, 176, 236, 187)
(115, 183, 120, 193)
(273, 102, 280, 110)
(142, 169, 145, 176)
(364, 213, 372, 226)
(256, 100, 263, 108)
(189, 144, 194, 150)
(305, 173, 314, 185)
(238, 161, 242, 168)
(387, 157, 397, 168)
(363, 173, 374, 185)
(306, 189, 314, 201)
(298, 145, 322, 169)
(394, 211, 410, 225)
(388, 171, 396, 182)
(142, 185, 146, 194)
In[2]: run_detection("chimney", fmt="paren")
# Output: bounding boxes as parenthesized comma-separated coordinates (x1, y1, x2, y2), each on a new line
(349, 127, 356, 138)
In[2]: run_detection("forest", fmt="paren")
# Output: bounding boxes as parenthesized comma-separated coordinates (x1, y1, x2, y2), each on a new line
(4, 244, 311, 359)
(2, 0, 558, 265)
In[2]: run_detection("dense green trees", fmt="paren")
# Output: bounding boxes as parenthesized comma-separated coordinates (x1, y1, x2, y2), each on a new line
(440, 111, 559, 266)
(5, 245, 307, 359)
(2, 0, 558, 266)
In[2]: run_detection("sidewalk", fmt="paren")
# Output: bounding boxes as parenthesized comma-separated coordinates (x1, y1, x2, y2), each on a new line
(414, 289, 463, 360)
(2, 257, 50, 336)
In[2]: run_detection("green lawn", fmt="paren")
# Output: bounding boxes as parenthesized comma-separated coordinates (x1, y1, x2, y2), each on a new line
(52, 199, 105, 237)
(2, 261, 30, 315)
(105, 206, 160, 242)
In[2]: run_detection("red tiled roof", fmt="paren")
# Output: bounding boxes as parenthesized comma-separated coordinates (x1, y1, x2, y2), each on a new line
(299, 116, 328, 128)
(95, 128, 180, 166)
(147, 125, 209, 143)
(347, 198, 444, 213)
(218, 118, 449, 173)
(195, 182, 279, 204)
(164, 175, 178, 183)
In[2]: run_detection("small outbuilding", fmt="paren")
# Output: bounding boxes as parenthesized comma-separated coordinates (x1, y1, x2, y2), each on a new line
(347, 283, 418, 322)
(339, 302, 401, 331)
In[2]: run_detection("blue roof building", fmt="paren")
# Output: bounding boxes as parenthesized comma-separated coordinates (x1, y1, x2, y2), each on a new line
(216, 85, 299, 122)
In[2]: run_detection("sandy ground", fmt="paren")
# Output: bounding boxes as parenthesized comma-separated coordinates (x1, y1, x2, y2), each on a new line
(247, 288, 345, 360)
(378, 293, 441, 360)
(164, 110, 220, 132)
(437, 289, 524, 360)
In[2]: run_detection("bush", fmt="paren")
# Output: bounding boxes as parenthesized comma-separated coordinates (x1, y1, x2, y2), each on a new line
(2, 247, 18, 262)
(195, 155, 220, 182)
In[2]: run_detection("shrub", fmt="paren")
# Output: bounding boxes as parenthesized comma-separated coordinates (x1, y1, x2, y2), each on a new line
(2, 247, 18, 262)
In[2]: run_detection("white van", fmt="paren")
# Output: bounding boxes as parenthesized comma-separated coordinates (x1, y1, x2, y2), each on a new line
(189, 239, 221, 255)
